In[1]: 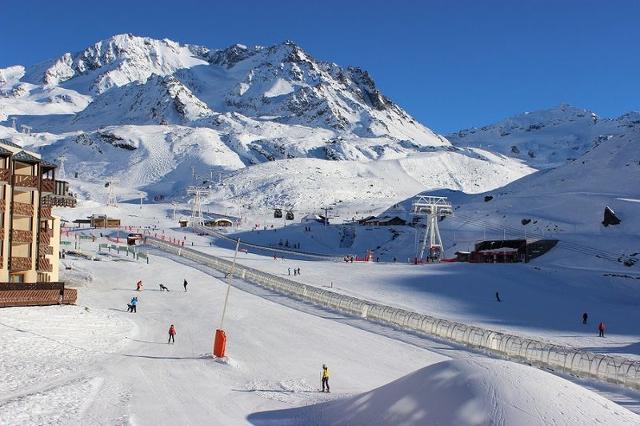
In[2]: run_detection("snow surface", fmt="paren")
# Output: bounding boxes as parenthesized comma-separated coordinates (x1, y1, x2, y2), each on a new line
(249, 358, 640, 426)
(2, 199, 637, 423)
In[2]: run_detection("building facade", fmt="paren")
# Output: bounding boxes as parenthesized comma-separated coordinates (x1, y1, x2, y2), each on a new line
(0, 139, 74, 283)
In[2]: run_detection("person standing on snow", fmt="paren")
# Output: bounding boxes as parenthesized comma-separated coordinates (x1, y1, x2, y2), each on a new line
(495, 291, 501, 302)
(321, 364, 330, 393)
(168, 324, 176, 344)
(183, 279, 188, 292)
(129, 297, 138, 313)
(582, 312, 588, 324)
(598, 322, 606, 337)
(136, 280, 143, 291)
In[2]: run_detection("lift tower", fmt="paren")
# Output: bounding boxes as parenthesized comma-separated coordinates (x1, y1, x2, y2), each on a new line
(411, 195, 453, 261)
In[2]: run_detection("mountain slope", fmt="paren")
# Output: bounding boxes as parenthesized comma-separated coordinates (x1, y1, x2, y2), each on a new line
(1, 34, 535, 210)
(448, 104, 639, 169)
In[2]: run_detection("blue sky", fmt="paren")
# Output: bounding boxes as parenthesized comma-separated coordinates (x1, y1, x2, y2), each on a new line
(1, 0, 638, 133)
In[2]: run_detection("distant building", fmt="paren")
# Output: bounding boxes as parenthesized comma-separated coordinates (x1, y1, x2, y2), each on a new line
(204, 218, 233, 227)
(359, 216, 406, 227)
(469, 239, 559, 263)
(90, 215, 121, 228)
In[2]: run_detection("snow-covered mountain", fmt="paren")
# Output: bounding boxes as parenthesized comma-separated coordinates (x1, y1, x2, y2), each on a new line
(448, 104, 640, 169)
(0, 34, 534, 209)
(396, 119, 640, 270)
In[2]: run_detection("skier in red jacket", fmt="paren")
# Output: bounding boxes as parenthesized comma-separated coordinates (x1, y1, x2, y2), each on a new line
(598, 322, 606, 338)
(168, 324, 176, 344)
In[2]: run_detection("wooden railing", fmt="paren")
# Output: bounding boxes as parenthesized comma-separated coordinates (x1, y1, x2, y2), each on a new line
(10, 256, 31, 271)
(0, 168, 10, 183)
(12, 174, 38, 189)
(0, 200, 5, 213)
(38, 244, 53, 256)
(12, 201, 34, 216)
(40, 205, 52, 218)
(42, 195, 77, 208)
(37, 257, 52, 272)
(41, 179, 55, 194)
(11, 229, 33, 244)
(39, 229, 52, 245)
(0, 229, 4, 240)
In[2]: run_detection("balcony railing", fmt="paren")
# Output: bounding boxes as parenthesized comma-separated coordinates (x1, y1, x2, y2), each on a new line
(37, 256, 52, 272)
(11, 229, 33, 244)
(0, 168, 9, 184)
(38, 244, 53, 256)
(0, 200, 5, 213)
(13, 174, 38, 190)
(40, 205, 52, 218)
(0, 229, 4, 240)
(43, 195, 76, 208)
(12, 201, 34, 216)
(40, 229, 52, 245)
(41, 179, 55, 194)
(10, 256, 32, 271)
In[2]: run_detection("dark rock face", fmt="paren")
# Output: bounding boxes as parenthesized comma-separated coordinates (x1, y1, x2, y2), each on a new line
(484, 195, 494, 202)
(602, 206, 621, 227)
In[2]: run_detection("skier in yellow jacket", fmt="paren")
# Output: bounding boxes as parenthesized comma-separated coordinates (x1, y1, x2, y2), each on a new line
(321, 364, 330, 393)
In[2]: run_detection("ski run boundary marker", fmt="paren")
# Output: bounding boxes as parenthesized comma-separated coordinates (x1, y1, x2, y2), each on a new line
(145, 236, 640, 390)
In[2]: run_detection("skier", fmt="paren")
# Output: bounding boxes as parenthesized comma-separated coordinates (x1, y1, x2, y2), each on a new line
(598, 322, 606, 338)
(288, 268, 291, 276)
(129, 297, 138, 313)
(136, 280, 143, 291)
(321, 364, 330, 393)
(168, 324, 176, 344)
(297, 268, 301, 275)
(582, 312, 588, 325)
(183, 279, 188, 292)
(495, 292, 501, 302)
(159, 284, 170, 292)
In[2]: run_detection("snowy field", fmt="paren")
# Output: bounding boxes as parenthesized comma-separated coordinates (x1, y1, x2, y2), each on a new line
(1, 201, 638, 424)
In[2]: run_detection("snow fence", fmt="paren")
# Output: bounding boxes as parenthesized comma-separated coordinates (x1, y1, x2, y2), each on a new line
(146, 236, 640, 390)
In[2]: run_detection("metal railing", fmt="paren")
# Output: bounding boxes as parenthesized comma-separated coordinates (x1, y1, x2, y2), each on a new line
(146, 236, 640, 390)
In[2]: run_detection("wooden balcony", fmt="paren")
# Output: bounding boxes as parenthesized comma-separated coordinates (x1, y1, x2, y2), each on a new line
(0, 168, 9, 184)
(40, 229, 52, 245)
(42, 195, 77, 208)
(12, 201, 34, 217)
(11, 229, 33, 244)
(41, 179, 55, 194)
(40, 205, 52, 219)
(12, 174, 38, 191)
(37, 256, 52, 272)
(0, 200, 5, 213)
(10, 256, 32, 271)
(0, 229, 4, 240)
(38, 244, 53, 256)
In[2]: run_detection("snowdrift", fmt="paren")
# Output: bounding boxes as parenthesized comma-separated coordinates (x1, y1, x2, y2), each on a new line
(247, 358, 640, 426)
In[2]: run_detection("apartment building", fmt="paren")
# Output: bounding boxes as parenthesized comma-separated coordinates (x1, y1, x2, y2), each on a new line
(0, 139, 74, 283)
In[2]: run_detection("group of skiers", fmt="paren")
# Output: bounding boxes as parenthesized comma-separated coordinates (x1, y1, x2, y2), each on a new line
(125, 279, 190, 345)
(288, 267, 302, 276)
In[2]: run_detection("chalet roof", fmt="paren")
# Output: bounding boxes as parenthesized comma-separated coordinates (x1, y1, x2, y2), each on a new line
(41, 159, 57, 170)
(12, 150, 41, 164)
(0, 145, 12, 157)
(0, 139, 22, 149)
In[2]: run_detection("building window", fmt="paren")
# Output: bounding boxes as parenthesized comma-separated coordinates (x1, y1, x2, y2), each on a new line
(10, 274, 24, 283)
